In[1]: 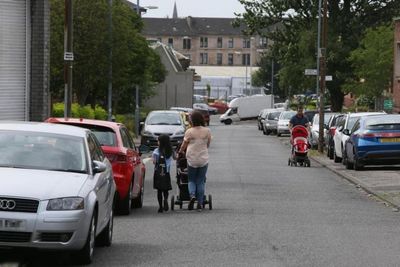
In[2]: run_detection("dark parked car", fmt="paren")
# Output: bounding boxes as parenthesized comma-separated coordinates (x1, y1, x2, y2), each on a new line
(343, 114, 400, 170)
(325, 113, 345, 159)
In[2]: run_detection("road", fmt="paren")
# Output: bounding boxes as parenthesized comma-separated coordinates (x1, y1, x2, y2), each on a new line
(3, 117, 400, 266)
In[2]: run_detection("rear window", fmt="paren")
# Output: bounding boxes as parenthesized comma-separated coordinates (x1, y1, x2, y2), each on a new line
(63, 123, 117, 147)
(147, 112, 182, 125)
(281, 111, 296, 120)
(365, 116, 400, 130)
(268, 112, 281, 120)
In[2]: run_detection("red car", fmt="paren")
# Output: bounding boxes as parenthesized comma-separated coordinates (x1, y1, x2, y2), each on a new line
(46, 118, 146, 215)
(209, 101, 229, 114)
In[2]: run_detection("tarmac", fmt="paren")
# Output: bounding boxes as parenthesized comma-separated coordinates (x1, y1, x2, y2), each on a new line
(311, 153, 400, 211)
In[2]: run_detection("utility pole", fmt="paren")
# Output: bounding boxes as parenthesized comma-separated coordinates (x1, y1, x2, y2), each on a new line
(107, 0, 113, 121)
(271, 59, 274, 106)
(64, 0, 73, 118)
(318, 0, 328, 153)
(135, 0, 141, 135)
(316, 0, 322, 104)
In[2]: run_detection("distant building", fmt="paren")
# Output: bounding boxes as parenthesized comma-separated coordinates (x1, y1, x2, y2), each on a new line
(393, 18, 400, 113)
(0, 0, 50, 121)
(143, 42, 194, 110)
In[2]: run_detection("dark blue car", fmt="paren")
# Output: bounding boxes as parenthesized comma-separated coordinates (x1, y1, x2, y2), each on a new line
(343, 114, 400, 170)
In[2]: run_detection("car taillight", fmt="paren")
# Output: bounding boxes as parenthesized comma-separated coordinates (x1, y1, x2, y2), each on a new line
(358, 132, 400, 138)
(105, 153, 127, 163)
(329, 127, 336, 136)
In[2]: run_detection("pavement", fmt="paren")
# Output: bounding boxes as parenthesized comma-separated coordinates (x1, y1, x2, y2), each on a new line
(310, 152, 400, 211)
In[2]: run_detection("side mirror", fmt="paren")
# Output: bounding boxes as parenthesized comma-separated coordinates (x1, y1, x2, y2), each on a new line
(139, 144, 150, 154)
(140, 121, 145, 126)
(93, 160, 107, 174)
(324, 124, 329, 130)
(342, 129, 350, 136)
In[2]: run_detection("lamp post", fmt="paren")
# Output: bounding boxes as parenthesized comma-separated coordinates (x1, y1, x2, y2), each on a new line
(107, 0, 113, 121)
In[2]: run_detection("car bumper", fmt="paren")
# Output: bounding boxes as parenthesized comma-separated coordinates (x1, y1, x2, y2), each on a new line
(358, 149, 400, 165)
(141, 135, 184, 149)
(0, 208, 90, 250)
(277, 126, 290, 134)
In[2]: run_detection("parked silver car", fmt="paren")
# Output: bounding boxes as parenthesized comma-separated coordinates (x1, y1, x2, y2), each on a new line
(0, 122, 116, 264)
(262, 110, 282, 135)
(277, 111, 296, 136)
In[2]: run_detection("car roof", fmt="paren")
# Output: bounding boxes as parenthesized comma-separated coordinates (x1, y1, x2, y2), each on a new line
(348, 112, 386, 118)
(0, 121, 89, 138)
(149, 110, 180, 114)
(46, 117, 122, 132)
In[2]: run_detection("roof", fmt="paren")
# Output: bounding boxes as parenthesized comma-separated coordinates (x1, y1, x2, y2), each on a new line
(46, 118, 122, 132)
(143, 17, 247, 36)
(0, 121, 89, 138)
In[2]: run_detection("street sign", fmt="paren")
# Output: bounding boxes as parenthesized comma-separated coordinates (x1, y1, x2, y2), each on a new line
(305, 69, 317, 75)
(384, 99, 393, 110)
(64, 52, 74, 61)
(325, 75, 332, 81)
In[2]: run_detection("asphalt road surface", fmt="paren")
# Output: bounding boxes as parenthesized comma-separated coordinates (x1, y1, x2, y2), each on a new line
(2, 117, 400, 266)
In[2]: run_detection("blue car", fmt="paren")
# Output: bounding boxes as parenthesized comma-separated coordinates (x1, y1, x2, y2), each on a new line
(343, 114, 400, 170)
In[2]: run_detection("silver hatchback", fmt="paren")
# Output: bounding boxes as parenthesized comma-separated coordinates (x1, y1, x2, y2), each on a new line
(0, 122, 116, 264)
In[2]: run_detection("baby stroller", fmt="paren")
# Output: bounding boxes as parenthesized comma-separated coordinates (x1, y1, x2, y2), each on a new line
(170, 152, 213, 210)
(288, 125, 311, 167)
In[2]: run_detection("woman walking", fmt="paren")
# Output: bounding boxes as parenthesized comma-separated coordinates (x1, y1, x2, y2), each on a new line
(152, 135, 174, 213)
(178, 110, 211, 211)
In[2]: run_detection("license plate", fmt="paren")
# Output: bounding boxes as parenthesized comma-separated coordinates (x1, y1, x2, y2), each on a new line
(380, 138, 400, 143)
(0, 219, 25, 230)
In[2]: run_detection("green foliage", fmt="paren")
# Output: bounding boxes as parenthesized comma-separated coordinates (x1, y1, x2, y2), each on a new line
(49, 0, 166, 111)
(78, 105, 95, 119)
(52, 103, 64, 117)
(236, 0, 400, 111)
(344, 24, 393, 98)
(94, 105, 108, 120)
(115, 114, 136, 135)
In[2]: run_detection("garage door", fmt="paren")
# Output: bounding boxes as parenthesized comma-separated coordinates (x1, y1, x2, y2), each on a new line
(0, 0, 30, 120)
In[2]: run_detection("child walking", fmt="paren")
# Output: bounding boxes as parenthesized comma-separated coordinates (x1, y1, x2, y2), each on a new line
(152, 135, 174, 213)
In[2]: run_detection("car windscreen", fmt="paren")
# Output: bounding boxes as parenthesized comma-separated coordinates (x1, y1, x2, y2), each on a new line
(268, 112, 281, 120)
(64, 123, 117, 147)
(365, 116, 400, 130)
(281, 111, 296, 120)
(347, 117, 359, 130)
(147, 113, 182, 125)
(0, 131, 87, 173)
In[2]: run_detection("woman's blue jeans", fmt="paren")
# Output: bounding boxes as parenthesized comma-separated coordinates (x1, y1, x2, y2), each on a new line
(188, 164, 208, 205)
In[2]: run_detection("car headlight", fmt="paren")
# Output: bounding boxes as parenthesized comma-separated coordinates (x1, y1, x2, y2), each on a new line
(47, 197, 84, 210)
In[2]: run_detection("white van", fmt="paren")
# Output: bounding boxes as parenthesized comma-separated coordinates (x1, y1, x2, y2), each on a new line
(220, 95, 273, 124)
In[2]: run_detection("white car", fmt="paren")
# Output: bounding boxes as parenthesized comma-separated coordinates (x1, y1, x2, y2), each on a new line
(0, 122, 116, 264)
(277, 111, 296, 136)
(333, 112, 385, 162)
(310, 113, 337, 148)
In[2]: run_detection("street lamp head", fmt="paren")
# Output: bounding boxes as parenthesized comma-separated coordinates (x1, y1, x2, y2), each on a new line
(144, 5, 158, 9)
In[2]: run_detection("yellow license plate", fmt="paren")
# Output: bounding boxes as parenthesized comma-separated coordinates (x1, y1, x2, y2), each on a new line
(380, 138, 400, 143)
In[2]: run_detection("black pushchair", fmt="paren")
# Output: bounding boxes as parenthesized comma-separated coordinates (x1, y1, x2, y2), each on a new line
(170, 152, 212, 210)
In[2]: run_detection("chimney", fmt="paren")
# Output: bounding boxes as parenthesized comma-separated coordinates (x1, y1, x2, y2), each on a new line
(173, 2, 178, 19)
(187, 16, 193, 28)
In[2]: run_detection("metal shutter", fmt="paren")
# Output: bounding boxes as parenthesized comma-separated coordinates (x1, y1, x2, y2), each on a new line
(0, 0, 30, 120)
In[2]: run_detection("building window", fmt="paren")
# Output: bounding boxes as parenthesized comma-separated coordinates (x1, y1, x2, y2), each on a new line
(243, 38, 251, 48)
(228, 53, 233, 65)
(217, 53, 223, 65)
(168, 38, 174, 47)
(259, 36, 268, 48)
(183, 38, 191, 49)
(200, 37, 208, 48)
(217, 37, 223, 48)
(228, 38, 234, 48)
(242, 54, 250, 66)
(200, 53, 208, 64)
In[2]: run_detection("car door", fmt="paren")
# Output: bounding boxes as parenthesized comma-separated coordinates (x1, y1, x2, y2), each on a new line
(88, 133, 112, 230)
(119, 127, 135, 192)
(334, 115, 347, 158)
(346, 119, 361, 163)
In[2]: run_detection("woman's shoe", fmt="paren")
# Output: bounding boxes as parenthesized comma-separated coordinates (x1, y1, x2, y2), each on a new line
(164, 199, 169, 211)
(188, 197, 196, 210)
(158, 207, 163, 213)
(196, 204, 202, 212)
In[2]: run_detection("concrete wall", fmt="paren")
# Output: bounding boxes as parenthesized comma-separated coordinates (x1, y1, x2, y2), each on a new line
(30, 0, 50, 121)
(144, 45, 194, 110)
(393, 18, 400, 113)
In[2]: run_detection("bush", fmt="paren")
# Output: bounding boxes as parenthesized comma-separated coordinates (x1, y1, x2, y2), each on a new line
(78, 105, 95, 119)
(52, 103, 64, 117)
(52, 102, 102, 119)
(95, 105, 108, 120)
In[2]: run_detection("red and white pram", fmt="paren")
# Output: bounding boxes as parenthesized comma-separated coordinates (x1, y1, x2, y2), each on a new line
(288, 125, 311, 167)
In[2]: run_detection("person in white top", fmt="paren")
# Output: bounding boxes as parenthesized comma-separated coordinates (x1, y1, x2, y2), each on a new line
(178, 110, 211, 211)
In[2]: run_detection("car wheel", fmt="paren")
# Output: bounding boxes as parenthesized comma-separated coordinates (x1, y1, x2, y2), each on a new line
(262, 128, 267, 135)
(345, 157, 353, 169)
(132, 179, 144, 209)
(118, 181, 132, 215)
(75, 212, 97, 265)
(224, 119, 232, 125)
(96, 204, 114, 247)
(353, 157, 363, 171)
(333, 150, 341, 163)
(171, 195, 175, 211)
(277, 132, 281, 137)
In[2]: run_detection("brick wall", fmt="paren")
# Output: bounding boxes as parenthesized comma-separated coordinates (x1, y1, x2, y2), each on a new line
(393, 18, 400, 113)
(30, 0, 50, 121)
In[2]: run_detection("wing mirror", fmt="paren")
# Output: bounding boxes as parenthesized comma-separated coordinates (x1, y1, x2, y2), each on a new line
(93, 160, 107, 174)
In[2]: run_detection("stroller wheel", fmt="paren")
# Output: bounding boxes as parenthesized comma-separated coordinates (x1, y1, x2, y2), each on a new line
(170, 196, 175, 211)
(288, 159, 291, 166)
(208, 194, 212, 210)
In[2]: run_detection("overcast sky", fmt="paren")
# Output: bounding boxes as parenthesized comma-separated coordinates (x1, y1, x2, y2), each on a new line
(133, 0, 245, 18)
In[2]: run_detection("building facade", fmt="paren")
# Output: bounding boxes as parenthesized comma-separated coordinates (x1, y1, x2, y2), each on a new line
(0, 0, 50, 121)
(393, 18, 400, 113)
(142, 16, 269, 67)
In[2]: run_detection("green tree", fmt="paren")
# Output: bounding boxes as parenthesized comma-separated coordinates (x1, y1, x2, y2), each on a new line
(236, 0, 400, 111)
(343, 24, 393, 99)
(50, 0, 166, 112)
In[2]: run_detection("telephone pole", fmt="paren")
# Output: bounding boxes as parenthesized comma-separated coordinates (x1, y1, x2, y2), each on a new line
(318, 0, 328, 153)
(64, 0, 73, 118)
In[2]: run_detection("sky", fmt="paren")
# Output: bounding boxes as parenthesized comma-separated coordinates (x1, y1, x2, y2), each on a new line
(133, 0, 246, 18)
